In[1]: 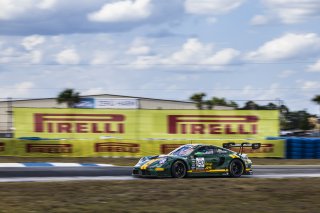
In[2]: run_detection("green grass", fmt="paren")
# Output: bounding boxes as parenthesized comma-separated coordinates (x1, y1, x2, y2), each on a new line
(0, 156, 320, 166)
(0, 178, 319, 213)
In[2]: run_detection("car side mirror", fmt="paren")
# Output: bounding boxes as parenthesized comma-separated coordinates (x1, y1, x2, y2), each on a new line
(194, 152, 204, 157)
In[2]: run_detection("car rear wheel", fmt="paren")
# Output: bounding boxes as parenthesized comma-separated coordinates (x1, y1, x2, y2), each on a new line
(171, 160, 187, 178)
(228, 159, 244, 178)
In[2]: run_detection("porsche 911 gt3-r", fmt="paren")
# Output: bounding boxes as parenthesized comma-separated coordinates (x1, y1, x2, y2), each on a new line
(132, 142, 260, 178)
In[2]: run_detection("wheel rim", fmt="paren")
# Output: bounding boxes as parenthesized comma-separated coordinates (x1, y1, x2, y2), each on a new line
(231, 161, 243, 176)
(174, 162, 185, 178)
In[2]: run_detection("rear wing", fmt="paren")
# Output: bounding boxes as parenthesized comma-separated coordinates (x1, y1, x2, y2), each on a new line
(222, 142, 261, 154)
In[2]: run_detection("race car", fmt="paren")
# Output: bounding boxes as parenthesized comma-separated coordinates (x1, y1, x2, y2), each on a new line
(132, 142, 260, 178)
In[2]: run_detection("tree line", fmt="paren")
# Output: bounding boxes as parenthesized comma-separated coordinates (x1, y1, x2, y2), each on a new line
(190, 93, 320, 131)
(55, 89, 320, 131)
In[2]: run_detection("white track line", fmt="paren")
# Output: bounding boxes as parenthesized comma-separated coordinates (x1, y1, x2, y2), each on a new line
(0, 174, 320, 182)
(0, 176, 136, 182)
(0, 163, 26, 167)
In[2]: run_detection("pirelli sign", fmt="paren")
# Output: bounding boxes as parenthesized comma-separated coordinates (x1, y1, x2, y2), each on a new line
(14, 108, 279, 139)
(167, 115, 259, 135)
(34, 113, 125, 134)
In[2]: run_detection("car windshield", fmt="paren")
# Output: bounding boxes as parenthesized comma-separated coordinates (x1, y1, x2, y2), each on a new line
(169, 145, 195, 156)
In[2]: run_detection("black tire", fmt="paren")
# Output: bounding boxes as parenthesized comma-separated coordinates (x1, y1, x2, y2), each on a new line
(171, 160, 187, 178)
(228, 159, 244, 178)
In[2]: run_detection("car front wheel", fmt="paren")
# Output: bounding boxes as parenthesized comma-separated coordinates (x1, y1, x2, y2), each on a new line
(171, 160, 187, 178)
(228, 159, 244, 178)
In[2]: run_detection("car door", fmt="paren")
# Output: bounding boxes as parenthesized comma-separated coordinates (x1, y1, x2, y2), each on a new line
(214, 147, 229, 169)
(194, 146, 219, 172)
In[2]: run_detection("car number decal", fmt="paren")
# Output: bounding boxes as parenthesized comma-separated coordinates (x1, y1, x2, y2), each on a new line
(196, 157, 205, 168)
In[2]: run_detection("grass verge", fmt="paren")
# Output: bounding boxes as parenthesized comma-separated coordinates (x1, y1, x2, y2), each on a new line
(0, 178, 319, 213)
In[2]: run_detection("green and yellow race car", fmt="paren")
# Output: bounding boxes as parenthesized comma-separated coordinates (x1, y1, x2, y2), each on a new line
(132, 142, 260, 178)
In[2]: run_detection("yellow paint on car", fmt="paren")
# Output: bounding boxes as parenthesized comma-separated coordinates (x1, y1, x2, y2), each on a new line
(188, 169, 227, 173)
(229, 154, 239, 158)
(207, 169, 227, 173)
(155, 168, 165, 171)
(140, 159, 158, 170)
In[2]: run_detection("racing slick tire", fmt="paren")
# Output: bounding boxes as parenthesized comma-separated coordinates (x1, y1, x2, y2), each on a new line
(171, 160, 187, 178)
(228, 159, 244, 178)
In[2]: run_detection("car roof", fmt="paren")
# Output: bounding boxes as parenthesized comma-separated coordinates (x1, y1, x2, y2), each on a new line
(184, 144, 220, 148)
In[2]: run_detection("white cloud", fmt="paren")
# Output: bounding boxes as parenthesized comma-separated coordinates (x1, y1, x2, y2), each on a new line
(255, 0, 320, 25)
(0, 0, 32, 20)
(81, 88, 106, 96)
(131, 55, 161, 69)
(206, 17, 217, 24)
(212, 84, 283, 105)
(185, 0, 245, 15)
(203, 48, 240, 65)
(126, 38, 150, 55)
(131, 38, 240, 70)
(0, 48, 42, 64)
(15, 81, 34, 95)
(37, 0, 56, 9)
(90, 51, 114, 65)
(278, 70, 295, 78)
(307, 59, 320, 72)
(0, 0, 56, 20)
(22, 35, 45, 51)
(127, 45, 150, 55)
(55, 49, 80, 64)
(0, 81, 35, 98)
(166, 38, 213, 64)
(300, 81, 320, 91)
(239, 84, 281, 100)
(250, 15, 270, 25)
(0, 47, 17, 59)
(246, 33, 320, 61)
(88, 0, 152, 22)
(29, 50, 43, 64)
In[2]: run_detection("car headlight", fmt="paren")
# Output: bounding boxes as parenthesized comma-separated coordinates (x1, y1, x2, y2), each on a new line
(240, 154, 248, 160)
(138, 157, 148, 164)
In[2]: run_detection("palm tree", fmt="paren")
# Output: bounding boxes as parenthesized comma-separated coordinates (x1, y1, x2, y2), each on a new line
(228, 101, 238, 108)
(265, 102, 278, 110)
(190, 93, 206, 109)
(204, 100, 214, 109)
(56, 89, 81, 108)
(242, 101, 258, 110)
(312, 95, 320, 114)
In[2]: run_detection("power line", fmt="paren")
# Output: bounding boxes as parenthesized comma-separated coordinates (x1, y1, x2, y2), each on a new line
(0, 87, 318, 91)
(0, 61, 317, 66)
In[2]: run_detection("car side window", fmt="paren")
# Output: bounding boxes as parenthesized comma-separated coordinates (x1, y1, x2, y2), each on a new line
(197, 146, 216, 155)
(216, 148, 228, 154)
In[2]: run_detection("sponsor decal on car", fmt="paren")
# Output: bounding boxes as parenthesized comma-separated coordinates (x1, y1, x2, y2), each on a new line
(196, 157, 205, 168)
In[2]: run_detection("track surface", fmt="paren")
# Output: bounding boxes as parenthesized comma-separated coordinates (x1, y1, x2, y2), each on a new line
(0, 165, 320, 182)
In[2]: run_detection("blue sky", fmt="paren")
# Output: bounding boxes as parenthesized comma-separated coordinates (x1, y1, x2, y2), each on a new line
(0, 0, 320, 113)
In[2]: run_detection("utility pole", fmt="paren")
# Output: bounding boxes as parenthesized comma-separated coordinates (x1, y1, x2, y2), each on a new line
(7, 97, 13, 137)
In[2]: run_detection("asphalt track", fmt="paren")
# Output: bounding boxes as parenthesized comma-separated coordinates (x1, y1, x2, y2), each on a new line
(0, 165, 320, 182)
